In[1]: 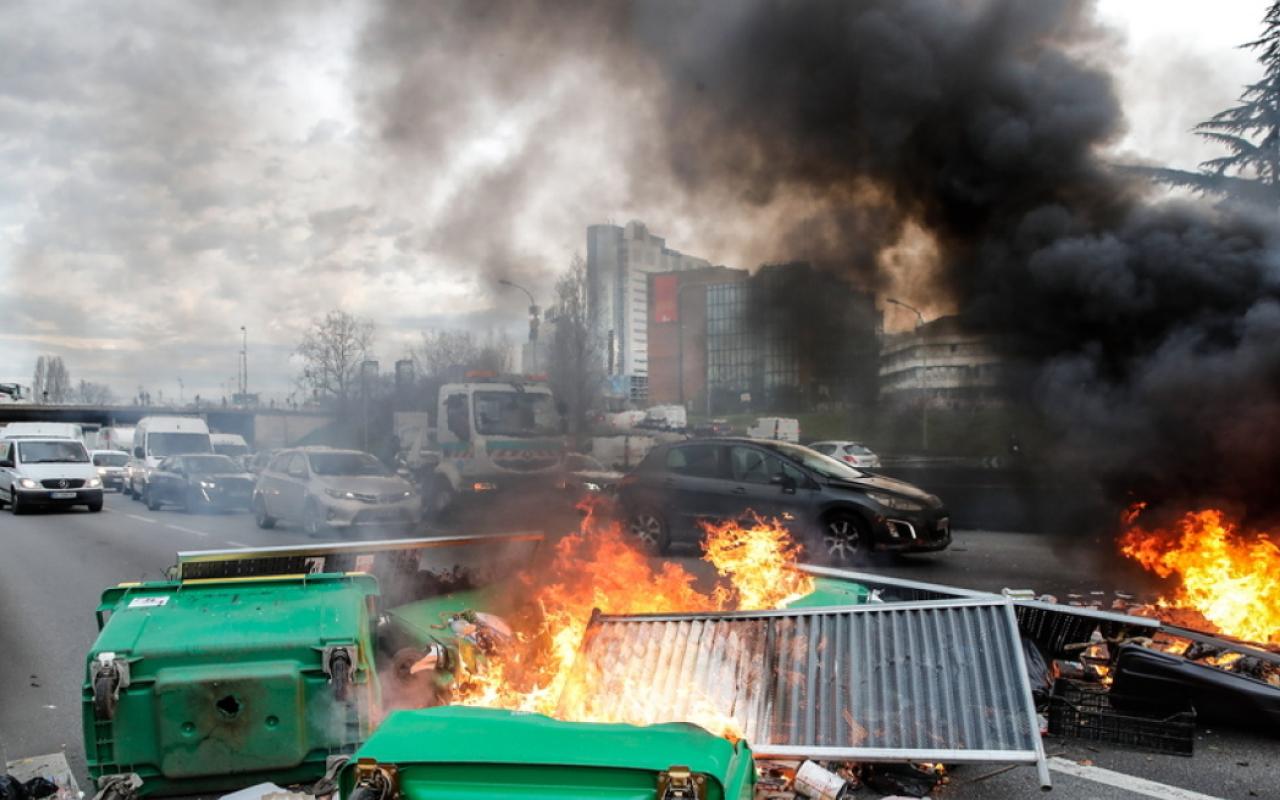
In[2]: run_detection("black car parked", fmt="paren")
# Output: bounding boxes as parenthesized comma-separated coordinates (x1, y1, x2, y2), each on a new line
(144, 454, 255, 512)
(616, 438, 950, 562)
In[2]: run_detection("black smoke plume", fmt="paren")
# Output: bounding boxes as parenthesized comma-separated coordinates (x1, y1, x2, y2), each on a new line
(361, 0, 1280, 518)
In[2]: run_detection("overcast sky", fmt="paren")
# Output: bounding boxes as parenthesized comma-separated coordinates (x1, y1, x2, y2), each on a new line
(0, 0, 1267, 402)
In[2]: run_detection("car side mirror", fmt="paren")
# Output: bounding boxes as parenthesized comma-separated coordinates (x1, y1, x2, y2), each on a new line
(134, 447, 144, 458)
(0, 459, 12, 469)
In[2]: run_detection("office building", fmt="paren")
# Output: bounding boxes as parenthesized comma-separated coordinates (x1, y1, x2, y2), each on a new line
(586, 221, 713, 403)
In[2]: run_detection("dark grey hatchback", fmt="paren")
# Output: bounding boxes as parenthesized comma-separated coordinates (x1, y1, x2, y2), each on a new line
(616, 438, 950, 562)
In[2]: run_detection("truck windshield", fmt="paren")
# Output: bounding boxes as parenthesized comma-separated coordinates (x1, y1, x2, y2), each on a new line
(473, 391, 559, 437)
(19, 440, 88, 463)
(93, 452, 129, 467)
(148, 433, 213, 457)
(308, 452, 389, 476)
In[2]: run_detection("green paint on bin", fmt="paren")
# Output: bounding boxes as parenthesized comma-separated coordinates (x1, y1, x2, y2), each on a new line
(342, 706, 756, 800)
(83, 574, 380, 796)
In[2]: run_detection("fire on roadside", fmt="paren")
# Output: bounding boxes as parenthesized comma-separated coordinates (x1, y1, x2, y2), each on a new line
(446, 503, 815, 735)
(1119, 504, 1280, 646)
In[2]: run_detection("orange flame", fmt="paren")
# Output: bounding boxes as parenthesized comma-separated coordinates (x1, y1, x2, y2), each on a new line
(448, 506, 813, 737)
(1119, 505, 1280, 646)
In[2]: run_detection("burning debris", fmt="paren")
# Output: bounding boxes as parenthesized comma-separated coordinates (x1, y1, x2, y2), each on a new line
(1119, 504, 1280, 647)
(444, 507, 814, 729)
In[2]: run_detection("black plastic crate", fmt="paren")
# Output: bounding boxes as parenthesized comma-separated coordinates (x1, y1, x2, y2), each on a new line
(1048, 679, 1196, 756)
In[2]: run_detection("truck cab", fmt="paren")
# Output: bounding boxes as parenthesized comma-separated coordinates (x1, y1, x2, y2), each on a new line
(413, 374, 567, 517)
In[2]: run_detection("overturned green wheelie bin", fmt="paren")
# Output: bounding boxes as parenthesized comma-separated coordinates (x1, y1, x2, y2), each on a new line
(339, 706, 757, 800)
(83, 573, 380, 797)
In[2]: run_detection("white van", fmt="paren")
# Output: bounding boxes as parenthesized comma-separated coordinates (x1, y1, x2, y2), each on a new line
(211, 433, 251, 461)
(746, 416, 801, 443)
(0, 437, 104, 513)
(98, 426, 135, 453)
(126, 416, 212, 498)
(1, 422, 86, 442)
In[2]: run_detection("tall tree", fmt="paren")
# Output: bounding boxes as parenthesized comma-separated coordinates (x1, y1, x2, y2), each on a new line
(1141, 3, 1280, 206)
(547, 255, 604, 433)
(73, 380, 115, 405)
(296, 310, 376, 412)
(414, 329, 513, 379)
(33, 355, 71, 403)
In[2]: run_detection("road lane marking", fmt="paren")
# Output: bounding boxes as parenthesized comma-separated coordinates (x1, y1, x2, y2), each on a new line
(1048, 757, 1226, 800)
(125, 514, 157, 524)
(165, 523, 208, 537)
(225, 540, 251, 548)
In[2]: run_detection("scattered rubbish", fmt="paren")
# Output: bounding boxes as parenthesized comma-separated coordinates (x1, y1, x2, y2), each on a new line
(861, 763, 942, 798)
(4, 754, 80, 800)
(1022, 636, 1054, 706)
(1111, 643, 1280, 734)
(792, 760, 855, 799)
(217, 782, 310, 800)
(1048, 679, 1195, 756)
(0, 775, 26, 800)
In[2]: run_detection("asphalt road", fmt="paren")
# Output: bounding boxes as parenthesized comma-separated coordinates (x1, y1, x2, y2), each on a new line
(0, 493, 1274, 800)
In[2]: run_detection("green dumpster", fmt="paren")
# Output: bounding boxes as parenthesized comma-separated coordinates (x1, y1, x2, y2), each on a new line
(83, 573, 380, 797)
(340, 707, 757, 800)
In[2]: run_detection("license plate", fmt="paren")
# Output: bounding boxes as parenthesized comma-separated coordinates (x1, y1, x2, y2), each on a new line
(51, 491, 76, 499)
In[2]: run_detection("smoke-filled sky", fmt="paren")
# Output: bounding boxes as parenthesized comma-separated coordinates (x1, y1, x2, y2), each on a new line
(0, 0, 1267, 402)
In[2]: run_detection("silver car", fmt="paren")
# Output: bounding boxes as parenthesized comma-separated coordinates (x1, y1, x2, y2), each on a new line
(252, 447, 420, 534)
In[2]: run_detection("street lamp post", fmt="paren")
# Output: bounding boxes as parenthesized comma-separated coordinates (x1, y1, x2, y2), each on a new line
(498, 279, 540, 372)
(887, 298, 928, 451)
(238, 326, 248, 404)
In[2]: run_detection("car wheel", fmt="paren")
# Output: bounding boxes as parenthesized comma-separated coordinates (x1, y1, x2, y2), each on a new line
(303, 499, 324, 536)
(627, 507, 670, 554)
(184, 487, 202, 514)
(144, 487, 161, 511)
(10, 491, 24, 515)
(130, 482, 142, 501)
(821, 510, 868, 565)
(87, 499, 103, 512)
(253, 495, 276, 529)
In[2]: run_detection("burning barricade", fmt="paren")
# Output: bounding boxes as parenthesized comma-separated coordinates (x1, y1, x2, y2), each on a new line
(76, 501, 1280, 799)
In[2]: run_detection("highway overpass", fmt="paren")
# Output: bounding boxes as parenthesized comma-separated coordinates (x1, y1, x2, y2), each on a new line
(0, 404, 335, 449)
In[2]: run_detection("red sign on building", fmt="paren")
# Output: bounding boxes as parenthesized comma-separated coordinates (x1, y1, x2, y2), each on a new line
(653, 274, 679, 323)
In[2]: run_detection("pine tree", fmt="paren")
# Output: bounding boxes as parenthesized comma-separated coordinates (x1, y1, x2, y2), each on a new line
(1141, 2, 1280, 207)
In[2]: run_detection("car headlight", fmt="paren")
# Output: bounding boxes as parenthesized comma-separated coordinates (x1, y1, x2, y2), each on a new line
(402, 490, 413, 498)
(87, 477, 102, 488)
(865, 491, 925, 512)
(199, 480, 217, 489)
(583, 481, 603, 493)
(325, 488, 357, 500)
(96, 467, 108, 475)
(18, 478, 38, 489)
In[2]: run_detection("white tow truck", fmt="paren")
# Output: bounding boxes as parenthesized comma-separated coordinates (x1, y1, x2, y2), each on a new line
(400, 373, 568, 518)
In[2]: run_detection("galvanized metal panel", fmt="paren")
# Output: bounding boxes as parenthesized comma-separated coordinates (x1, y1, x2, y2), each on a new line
(560, 599, 1049, 786)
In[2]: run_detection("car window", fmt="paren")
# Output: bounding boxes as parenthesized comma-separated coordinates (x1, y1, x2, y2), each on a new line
(847, 444, 873, 455)
(666, 444, 723, 478)
(308, 452, 388, 476)
(184, 455, 240, 473)
(268, 454, 291, 473)
(811, 443, 836, 455)
(729, 445, 805, 484)
(286, 454, 309, 477)
(445, 394, 470, 441)
(93, 452, 129, 467)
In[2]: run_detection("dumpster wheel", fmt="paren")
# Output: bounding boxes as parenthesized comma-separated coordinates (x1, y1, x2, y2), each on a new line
(93, 672, 118, 720)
